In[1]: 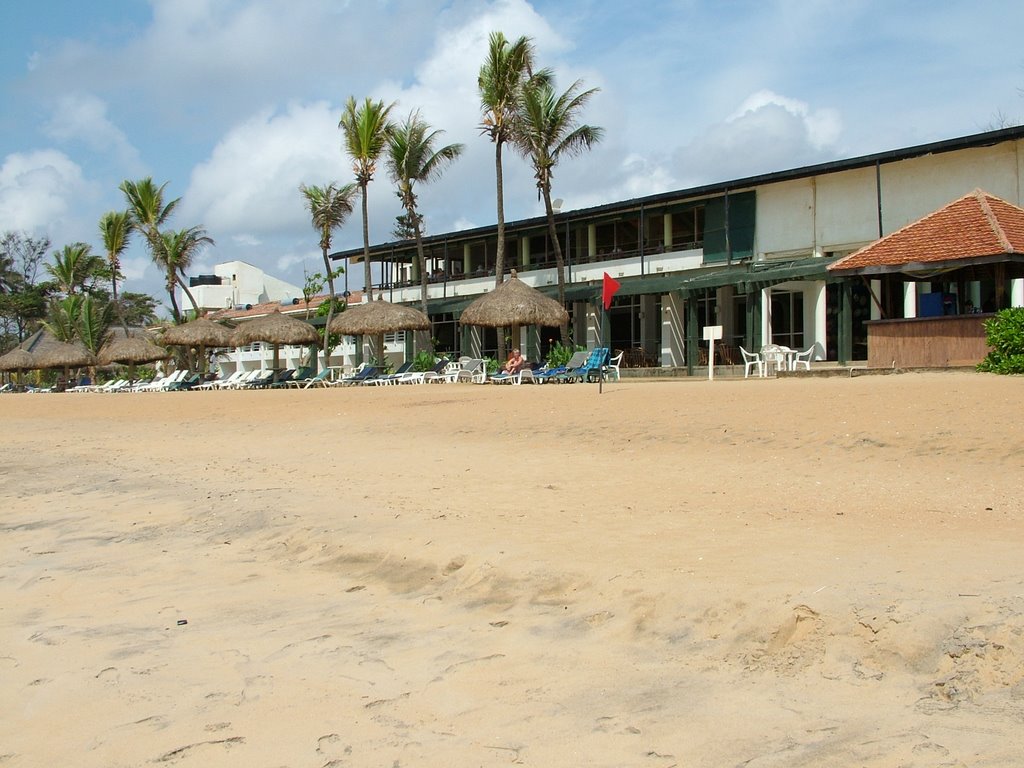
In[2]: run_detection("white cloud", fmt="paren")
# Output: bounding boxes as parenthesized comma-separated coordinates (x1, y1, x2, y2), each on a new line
(180, 101, 346, 237)
(0, 149, 91, 234)
(43, 93, 144, 173)
(675, 91, 844, 185)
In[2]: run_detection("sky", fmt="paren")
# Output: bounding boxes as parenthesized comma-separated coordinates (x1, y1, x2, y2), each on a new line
(2, 0, 1023, 309)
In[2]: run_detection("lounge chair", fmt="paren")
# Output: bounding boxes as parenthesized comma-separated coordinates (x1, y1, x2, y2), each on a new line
(422, 360, 460, 383)
(455, 358, 487, 384)
(333, 366, 380, 386)
(535, 351, 588, 384)
(372, 362, 414, 386)
(564, 347, 608, 382)
(287, 368, 330, 388)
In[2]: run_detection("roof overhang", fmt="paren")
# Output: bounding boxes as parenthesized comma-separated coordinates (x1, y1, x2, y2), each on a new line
(827, 252, 1024, 277)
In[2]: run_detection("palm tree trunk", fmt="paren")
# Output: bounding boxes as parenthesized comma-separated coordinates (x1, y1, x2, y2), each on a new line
(413, 211, 431, 330)
(361, 183, 373, 302)
(542, 185, 569, 344)
(165, 273, 183, 325)
(176, 275, 202, 317)
(110, 266, 130, 334)
(494, 140, 507, 363)
(322, 244, 335, 367)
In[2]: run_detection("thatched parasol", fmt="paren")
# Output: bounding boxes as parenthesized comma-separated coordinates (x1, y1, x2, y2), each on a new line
(0, 346, 37, 388)
(328, 299, 430, 336)
(98, 334, 169, 386)
(30, 339, 97, 369)
(161, 316, 235, 348)
(229, 309, 319, 346)
(99, 334, 168, 365)
(459, 270, 569, 328)
(229, 309, 319, 382)
(0, 347, 36, 372)
(161, 316, 236, 375)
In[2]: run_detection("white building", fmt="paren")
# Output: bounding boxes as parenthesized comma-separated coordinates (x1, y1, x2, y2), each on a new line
(183, 260, 302, 311)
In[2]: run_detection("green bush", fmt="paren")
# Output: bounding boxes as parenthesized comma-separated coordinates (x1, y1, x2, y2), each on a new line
(411, 350, 436, 372)
(977, 307, 1024, 374)
(546, 341, 583, 368)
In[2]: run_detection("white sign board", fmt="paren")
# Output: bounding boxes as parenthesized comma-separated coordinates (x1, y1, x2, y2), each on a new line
(702, 325, 723, 341)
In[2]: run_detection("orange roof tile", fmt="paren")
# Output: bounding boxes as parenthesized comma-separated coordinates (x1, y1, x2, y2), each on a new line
(828, 189, 1024, 274)
(207, 290, 367, 321)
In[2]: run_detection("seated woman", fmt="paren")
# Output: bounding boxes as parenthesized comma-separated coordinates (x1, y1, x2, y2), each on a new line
(501, 348, 525, 374)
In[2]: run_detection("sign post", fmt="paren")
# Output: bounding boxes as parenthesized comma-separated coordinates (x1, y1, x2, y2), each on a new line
(703, 325, 723, 381)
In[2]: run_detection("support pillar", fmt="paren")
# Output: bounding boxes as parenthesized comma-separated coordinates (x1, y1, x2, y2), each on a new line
(903, 282, 917, 318)
(661, 292, 685, 367)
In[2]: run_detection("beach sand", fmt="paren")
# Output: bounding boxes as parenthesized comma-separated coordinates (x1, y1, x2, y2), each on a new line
(1, 372, 1023, 767)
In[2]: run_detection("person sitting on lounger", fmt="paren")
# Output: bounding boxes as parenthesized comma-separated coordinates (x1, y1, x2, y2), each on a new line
(502, 348, 525, 374)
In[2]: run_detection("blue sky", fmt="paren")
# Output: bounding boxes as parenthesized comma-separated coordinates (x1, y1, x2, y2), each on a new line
(3, 0, 1023, 309)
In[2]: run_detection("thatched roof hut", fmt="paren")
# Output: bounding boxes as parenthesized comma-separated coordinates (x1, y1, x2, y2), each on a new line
(328, 300, 430, 336)
(98, 334, 169, 366)
(160, 317, 235, 348)
(229, 309, 319, 346)
(459, 271, 569, 328)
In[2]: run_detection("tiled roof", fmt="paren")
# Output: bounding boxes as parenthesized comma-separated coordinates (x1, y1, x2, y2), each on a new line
(207, 290, 367, 321)
(828, 189, 1024, 273)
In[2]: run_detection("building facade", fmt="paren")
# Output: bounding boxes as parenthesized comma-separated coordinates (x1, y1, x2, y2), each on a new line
(329, 127, 1024, 370)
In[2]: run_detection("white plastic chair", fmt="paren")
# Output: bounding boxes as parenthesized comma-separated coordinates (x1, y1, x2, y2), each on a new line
(760, 344, 786, 377)
(791, 347, 814, 371)
(739, 346, 763, 378)
(605, 350, 623, 381)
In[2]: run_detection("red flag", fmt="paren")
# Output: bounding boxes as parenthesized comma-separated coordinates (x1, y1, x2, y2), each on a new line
(602, 272, 621, 310)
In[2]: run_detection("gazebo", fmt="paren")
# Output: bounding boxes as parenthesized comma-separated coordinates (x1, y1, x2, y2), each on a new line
(827, 189, 1024, 368)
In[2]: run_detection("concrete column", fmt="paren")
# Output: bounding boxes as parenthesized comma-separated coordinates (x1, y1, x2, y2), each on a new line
(1011, 278, 1024, 307)
(663, 213, 673, 251)
(811, 280, 827, 359)
(761, 286, 772, 346)
(903, 282, 917, 318)
(586, 302, 601, 347)
(463, 243, 471, 276)
(521, 237, 530, 268)
(661, 292, 685, 367)
(870, 279, 882, 320)
(587, 223, 597, 261)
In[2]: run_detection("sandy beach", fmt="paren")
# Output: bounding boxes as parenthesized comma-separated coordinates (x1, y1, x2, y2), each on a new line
(2, 372, 1023, 767)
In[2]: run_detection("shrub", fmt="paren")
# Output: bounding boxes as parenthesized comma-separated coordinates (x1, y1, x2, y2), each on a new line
(411, 350, 436, 372)
(546, 341, 583, 368)
(977, 307, 1024, 374)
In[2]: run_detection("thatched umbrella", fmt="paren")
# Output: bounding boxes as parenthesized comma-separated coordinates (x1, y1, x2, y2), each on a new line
(0, 347, 37, 388)
(29, 338, 96, 390)
(229, 309, 319, 382)
(160, 316, 235, 375)
(161, 316, 235, 347)
(328, 299, 430, 336)
(460, 271, 569, 359)
(31, 339, 96, 369)
(98, 334, 169, 385)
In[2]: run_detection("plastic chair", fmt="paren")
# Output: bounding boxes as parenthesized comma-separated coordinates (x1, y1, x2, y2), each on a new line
(791, 347, 814, 371)
(605, 350, 623, 381)
(760, 344, 786, 377)
(739, 346, 763, 378)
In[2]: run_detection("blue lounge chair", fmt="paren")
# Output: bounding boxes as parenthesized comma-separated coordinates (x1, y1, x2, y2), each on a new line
(566, 347, 609, 382)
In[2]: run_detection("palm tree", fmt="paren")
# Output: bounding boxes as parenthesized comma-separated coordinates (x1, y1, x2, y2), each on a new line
(339, 96, 395, 303)
(158, 226, 214, 321)
(46, 243, 105, 296)
(300, 182, 358, 361)
(514, 77, 603, 342)
(43, 295, 83, 342)
(478, 31, 549, 359)
(120, 177, 181, 319)
(385, 111, 464, 318)
(99, 210, 134, 331)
